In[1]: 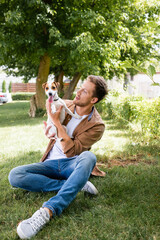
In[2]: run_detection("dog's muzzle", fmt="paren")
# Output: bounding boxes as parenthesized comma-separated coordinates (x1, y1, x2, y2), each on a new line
(48, 92, 56, 103)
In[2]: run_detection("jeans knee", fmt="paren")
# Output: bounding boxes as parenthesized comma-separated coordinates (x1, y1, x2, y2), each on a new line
(8, 167, 22, 187)
(79, 151, 97, 166)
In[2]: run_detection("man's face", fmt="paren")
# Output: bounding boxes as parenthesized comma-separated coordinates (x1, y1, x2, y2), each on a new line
(73, 80, 98, 107)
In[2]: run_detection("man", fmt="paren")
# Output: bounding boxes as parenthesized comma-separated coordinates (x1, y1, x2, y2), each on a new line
(9, 75, 108, 239)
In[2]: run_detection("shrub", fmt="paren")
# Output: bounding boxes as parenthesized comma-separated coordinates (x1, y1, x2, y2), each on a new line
(9, 81, 12, 93)
(102, 90, 160, 138)
(117, 95, 144, 122)
(95, 90, 122, 119)
(12, 92, 34, 100)
(2, 80, 6, 92)
(131, 98, 160, 137)
(101, 91, 143, 121)
(95, 98, 108, 119)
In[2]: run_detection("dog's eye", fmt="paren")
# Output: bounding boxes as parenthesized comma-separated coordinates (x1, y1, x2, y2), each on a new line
(52, 86, 56, 90)
(46, 87, 49, 90)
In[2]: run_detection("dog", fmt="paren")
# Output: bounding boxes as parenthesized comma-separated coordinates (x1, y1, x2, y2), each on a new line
(42, 80, 81, 138)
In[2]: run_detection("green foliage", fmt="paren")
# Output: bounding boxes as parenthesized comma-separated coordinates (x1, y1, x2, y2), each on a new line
(102, 91, 143, 121)
(122, 60, 160, 86)
(100, 91, 160, 139)
(2, 80, 6, 92)
(36, 108, 46, 117)
(131, 98, 160, 137)
(95, 98, 109, 119)
(8, 81, 12, 93)
(12, 92, 34, 100)
(0, 0, 159, 81)
(71, 93, 76, 100)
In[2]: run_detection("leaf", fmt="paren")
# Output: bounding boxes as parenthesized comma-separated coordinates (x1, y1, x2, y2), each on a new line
(147, 65, 156, 80)
(121, 61, 147, 75)
(131, 65, 147, 74)
(151, 82, 160, 87)
(121, 60, 133, 68)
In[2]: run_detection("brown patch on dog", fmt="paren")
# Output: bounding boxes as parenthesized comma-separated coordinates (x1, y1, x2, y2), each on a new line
(54, 82, 60, 88)
(42, 82, 47, 89)
(51, 82, 58, 90)
(42, 81, 60, 90)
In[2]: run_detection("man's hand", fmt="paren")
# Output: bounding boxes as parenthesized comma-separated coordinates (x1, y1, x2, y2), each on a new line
(46, 100, 63, 127)
(43, 121, 56, 139)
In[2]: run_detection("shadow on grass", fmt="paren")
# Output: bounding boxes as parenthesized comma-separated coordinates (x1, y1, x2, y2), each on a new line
(122, 142, 160, 159)
(96, 141, 160, 166)
(0, 150, 43, 172)
(0, 101, 46, 128)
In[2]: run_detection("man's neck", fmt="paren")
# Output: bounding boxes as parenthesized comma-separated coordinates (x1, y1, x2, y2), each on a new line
(75, 104, 94, 116)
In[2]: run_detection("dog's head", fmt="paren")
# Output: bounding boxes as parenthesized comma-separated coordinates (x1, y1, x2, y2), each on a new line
(42, 81, 60, 103)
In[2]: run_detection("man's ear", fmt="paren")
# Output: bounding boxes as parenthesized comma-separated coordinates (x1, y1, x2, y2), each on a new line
(91, 97, 98, 104)
(42, 83, 47, 89)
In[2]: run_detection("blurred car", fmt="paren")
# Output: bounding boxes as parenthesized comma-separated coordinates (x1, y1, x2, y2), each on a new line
(0, 93, 8, 103)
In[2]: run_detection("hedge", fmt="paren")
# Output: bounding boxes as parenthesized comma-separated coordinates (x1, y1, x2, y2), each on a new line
(12, 92, 34, 100)
(96, 90, 160, 138)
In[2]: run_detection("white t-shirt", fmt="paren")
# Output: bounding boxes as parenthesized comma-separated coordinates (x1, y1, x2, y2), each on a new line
(46, 111, 88, 160)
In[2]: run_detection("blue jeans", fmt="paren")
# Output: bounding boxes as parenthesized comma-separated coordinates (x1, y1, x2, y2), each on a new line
(8, 151, 96, 216)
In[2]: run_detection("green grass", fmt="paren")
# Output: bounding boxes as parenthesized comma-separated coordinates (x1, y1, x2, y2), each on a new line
(0, 101, 160, 240)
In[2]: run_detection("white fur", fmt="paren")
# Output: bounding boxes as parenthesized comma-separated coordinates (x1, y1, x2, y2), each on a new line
(45, 81, 81, 138)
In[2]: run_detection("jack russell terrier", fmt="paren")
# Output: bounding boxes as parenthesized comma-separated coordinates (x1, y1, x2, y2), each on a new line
(43, 80, 81, 138)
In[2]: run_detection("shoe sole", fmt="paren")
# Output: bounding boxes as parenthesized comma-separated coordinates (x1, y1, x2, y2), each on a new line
(17, 222, 31, 239)
(86, 181, 98, 195)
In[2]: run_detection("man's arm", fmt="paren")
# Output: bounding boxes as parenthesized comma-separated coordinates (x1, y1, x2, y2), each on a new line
(61, 124, 105, 157)
(46, 100, 105, 157)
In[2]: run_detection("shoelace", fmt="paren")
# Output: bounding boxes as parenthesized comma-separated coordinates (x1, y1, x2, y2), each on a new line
(29, 210, 47, 233)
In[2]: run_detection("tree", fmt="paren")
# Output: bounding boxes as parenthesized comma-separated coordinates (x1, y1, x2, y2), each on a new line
(2, 80, 6, 92)
(0, 0, 159, 116)
(122, 60, 160, 86)
(9, 81, 12, 93)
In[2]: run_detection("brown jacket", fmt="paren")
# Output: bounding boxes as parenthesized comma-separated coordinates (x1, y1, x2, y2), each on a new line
(40, 100, 106, 177)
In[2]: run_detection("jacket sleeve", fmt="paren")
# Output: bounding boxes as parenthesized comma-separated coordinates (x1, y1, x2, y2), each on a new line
(60, 124, 105, 158)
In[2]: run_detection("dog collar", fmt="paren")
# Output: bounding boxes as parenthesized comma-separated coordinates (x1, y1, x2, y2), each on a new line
(54, 98, 59, 101)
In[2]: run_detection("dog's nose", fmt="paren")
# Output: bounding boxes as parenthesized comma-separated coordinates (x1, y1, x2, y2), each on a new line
(49, 92, 52, 96)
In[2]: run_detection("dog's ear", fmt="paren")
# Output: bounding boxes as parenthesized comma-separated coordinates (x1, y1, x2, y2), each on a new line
(54, 82, 60, 88)
(42, 83, 47, 89)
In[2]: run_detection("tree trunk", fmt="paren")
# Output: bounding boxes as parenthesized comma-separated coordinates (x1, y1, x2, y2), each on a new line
(63, 72, 81, 99)
(29, 95, 37, 118)
(36, 53, 51, 109)
(56, 70, 64, 96)
(29, 53, 50, 117)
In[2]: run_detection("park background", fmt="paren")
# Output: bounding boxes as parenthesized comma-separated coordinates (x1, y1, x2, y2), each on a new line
(0, 0, 160, 239)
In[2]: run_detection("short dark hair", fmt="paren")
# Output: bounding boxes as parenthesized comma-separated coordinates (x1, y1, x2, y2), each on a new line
(87, 75, 108, 103)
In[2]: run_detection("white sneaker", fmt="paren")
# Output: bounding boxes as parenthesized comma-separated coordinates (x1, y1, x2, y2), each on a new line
(81, 181, 98, 195)
(17, 208, 50, 239)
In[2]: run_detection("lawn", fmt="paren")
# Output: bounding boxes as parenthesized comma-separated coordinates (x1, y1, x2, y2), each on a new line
(0, 101, 160, 240)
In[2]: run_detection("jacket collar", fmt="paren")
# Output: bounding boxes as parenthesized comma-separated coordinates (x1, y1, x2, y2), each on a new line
(88, 106, 94, 121)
